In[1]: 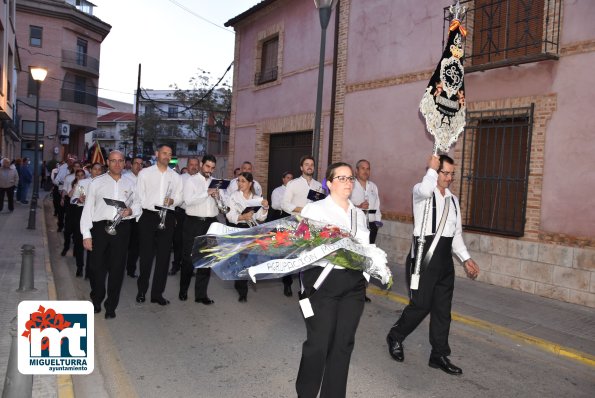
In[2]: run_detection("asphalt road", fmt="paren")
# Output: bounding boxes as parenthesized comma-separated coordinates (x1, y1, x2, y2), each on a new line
(44, 208, 594, 398)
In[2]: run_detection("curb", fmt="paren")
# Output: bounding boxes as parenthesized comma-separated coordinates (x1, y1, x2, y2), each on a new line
(40, 198, 76, 398)
(367, 285, 595, 369)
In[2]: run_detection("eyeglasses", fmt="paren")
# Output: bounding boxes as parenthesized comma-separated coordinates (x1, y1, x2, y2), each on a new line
(332, 175, 356, 183)
(439, 171, 455, 177)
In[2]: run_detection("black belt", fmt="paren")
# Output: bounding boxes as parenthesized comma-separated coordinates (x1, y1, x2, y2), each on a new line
(187, 215, 217, 222)
(93, 219, 132, 225)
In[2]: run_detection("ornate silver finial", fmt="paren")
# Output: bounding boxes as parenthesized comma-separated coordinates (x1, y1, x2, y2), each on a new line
(449, 1, 467, 22)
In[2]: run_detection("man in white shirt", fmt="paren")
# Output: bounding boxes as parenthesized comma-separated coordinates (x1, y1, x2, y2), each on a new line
(268, 171, 293, 221)
(135, 144, 183, 306)
(281, 155, 323, 296)
(124, 157, 143, 278)
(169, 157, 200, 276)
(54, 157, 74, 232)
(61, 160, 83, 257)
(81, 151, 138, 319)
(386, 154, 479, 375)
(180, 154, 219, 305)
(350, 159, 382, 244)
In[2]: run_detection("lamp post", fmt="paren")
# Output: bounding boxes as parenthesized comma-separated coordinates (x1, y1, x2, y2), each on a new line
(27, 66, 48, 230)
(312, 0, 337, 179)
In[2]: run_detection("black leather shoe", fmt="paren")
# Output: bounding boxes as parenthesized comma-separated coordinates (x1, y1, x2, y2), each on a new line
(386, 335, 404, 362)
(136, 292, 146, 303)
(127, 272, 138, 278)
(93, 305, 101, 314)
(151, 297, 170, 306)
(61, 248, 68, 256)
(105, 311, 116, 319)
(365, 295, 372, 303)
(428, 356, 462, 375)
(238, 295, 247, 303)
(283, 285, 293, 297)
(196, 297, 214, 305)
(76, 268, 83, 277)
(179, 292, 188, 301)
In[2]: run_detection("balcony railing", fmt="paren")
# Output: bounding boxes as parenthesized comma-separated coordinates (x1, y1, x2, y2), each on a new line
(62, 50, 100, 76)
(254, 66, 278, 85)
(443, 0, 562, 72)
(61, 88, 98, 108)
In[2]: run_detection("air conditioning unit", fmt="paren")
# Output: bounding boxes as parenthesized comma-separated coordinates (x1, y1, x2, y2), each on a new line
(59, 123, 70, 137)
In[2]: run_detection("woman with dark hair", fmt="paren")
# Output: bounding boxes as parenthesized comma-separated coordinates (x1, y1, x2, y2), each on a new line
(295, 161, 370, 398)
(225, 171, 269, 302)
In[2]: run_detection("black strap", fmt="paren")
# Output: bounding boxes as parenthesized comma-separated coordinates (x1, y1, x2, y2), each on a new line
(431, 194, 436, 234)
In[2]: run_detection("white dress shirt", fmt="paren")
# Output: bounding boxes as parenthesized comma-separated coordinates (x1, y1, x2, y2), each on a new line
(184, 173, 219, 218)
(80, 173, 139, 239)
(70, 178, 91, 206)
(177, 172, 193, 210)
(301, 196, 370, 269)
(350, 179, 382, 222)
(413, 168, 470, 262)
(62, 173, 76, 195)
(281, 176, 323, 214)
(54, 163, 70, 186)
(135, 165, 183, 212)
(226, 191, 267, 225)
(271, 185, 287, 211)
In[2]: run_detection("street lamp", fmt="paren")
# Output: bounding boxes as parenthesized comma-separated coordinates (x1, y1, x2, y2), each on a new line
(312, 0, 337, 179)
(27, 66, 48, 230)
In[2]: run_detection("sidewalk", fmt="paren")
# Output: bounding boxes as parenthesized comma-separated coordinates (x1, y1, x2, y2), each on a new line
(370, 261, 595, 365)
(0, 192, 58, 397)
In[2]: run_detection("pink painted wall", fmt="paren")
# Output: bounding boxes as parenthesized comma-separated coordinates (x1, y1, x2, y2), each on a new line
(341, 0, 595, 237)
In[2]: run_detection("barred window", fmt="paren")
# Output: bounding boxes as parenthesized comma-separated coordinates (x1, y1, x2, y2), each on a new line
(459, 106, 533, 236)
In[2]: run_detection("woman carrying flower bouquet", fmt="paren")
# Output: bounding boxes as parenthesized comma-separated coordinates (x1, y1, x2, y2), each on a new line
(226, 172, 269, 302)
(296, 162, 369, 398)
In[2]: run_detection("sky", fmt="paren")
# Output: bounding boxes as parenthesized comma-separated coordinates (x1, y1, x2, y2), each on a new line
(92, 0, 262, 104)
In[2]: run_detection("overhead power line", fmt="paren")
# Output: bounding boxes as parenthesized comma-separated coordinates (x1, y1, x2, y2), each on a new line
(167, 0, 234, 34)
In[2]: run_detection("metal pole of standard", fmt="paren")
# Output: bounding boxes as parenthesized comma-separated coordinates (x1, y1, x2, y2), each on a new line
(312, 6, 333, 180)
(27, 81, 41, 230)
(2, 316, 33, 398)
(17, 244, 36, 292)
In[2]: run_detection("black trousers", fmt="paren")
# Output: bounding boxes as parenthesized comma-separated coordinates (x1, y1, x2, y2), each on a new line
(296, 267, 366, 398)
(51, 186, 61, 216)
(126, 220, 140, 275)
(171, 207, 186, 271)
(388, 236, 455, 357)
(137, 210, 175, 299)
(63, 199, 73, 251)
(0, 186, 15, 211)
(71, 206, 85, 270)
(228, 222, 250, 298)
(368, 222, 378, 244)
(180, 215, 216, 299)
(90, 220, 131, 312)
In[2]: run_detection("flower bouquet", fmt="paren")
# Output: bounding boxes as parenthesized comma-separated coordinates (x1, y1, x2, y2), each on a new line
(192, 216, 392, 287)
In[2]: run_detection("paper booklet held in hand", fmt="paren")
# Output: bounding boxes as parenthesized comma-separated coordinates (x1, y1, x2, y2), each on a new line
(307, 190, 326, 202)
(208, 179, 230, 190)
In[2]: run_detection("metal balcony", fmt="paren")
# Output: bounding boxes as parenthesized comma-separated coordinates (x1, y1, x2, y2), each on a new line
(61, 50, 100, 77)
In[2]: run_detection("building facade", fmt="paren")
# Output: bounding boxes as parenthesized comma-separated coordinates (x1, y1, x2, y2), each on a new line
(135, 88, 231, 159)
(0, 0, 19, 160)
(226, 0, 595, 307)
(15, 0, 110, 163)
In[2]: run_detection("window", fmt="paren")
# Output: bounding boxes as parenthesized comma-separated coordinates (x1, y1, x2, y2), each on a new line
(168, 106, 178, 118)
(74, 76, 87, 104)
(27, 68, 38, 96)
(446, 0, 562, 71)
(188, 143, 197, 152)
(76, 38, 88, 66)
(144, 104, 155, 115)
(255, 35, 279, 85)
(459, 106, 533, 237)
(22, 120, 45, 136)
(30, 26, 43, 47)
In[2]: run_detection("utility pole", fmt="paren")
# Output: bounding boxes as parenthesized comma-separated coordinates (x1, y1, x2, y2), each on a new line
(133, 63, 141, 158)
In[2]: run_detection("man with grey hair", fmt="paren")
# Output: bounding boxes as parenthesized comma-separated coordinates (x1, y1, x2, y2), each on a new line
(0, 158, 19, 212)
